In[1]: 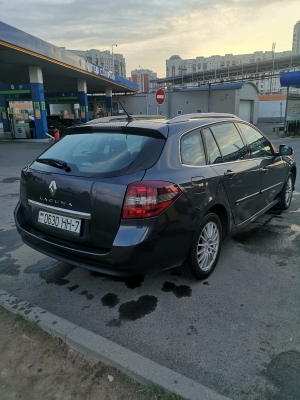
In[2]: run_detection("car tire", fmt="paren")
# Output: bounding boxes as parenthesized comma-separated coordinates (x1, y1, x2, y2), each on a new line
(277, 172, 294, 210)
(179, 213, 222, 280)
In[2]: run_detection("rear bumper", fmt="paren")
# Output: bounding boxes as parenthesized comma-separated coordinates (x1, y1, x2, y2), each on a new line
(14, 201, 193, 276)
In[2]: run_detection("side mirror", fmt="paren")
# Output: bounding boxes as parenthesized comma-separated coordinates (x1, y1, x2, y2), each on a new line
(279, 145, 293, 156)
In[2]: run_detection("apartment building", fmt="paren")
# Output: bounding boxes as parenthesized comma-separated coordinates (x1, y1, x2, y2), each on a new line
(166, 50, 294, 77)
(166, 50, 297, 94)
(130, 69, 158, 93)
(66, 48, 126, 78)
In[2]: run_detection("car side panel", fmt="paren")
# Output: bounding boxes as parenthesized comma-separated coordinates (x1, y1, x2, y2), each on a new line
(254, 156, 288, 210)
(143, 130, 233, 234)
(211, 160, 262, 225)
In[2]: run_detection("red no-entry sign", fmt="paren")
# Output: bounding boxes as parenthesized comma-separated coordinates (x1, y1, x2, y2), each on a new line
(155, 88, 165, 105)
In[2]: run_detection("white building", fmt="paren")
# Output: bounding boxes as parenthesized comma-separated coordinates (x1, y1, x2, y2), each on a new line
(66, 48, 126, 78)
(130, 69, 158, 93)
(113, 82, 259, 122)
(293, 20, 300, 54)
(166, 50, 297, 94)
(166, 50, 295, 76)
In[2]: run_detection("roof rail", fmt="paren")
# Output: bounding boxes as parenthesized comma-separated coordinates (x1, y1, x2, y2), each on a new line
(167, 113, 240, 124)
(86, 115, 166, 125)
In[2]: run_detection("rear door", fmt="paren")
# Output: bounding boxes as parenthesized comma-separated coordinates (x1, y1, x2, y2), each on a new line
(179, 129, 209, 208)
(236, 123, 287, 210)
(204, 123, 261, 225)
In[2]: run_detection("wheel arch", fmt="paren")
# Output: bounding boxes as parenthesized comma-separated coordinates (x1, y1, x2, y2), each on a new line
(207, 204, 229, 241)
(290, 166, 297, 189)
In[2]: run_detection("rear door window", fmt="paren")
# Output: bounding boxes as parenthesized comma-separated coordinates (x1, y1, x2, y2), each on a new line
(34, 132, 165, 178)
(181, 131, 206, 166)
(210, 123, 248, 162)
(237, 123, 273, 158)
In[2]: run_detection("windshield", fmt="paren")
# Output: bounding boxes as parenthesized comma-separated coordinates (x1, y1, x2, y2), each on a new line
(35, 132, 165, 178)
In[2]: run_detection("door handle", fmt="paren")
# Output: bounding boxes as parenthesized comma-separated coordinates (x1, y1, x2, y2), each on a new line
(191, 176, 206, 193)
(224, 170, 234, 178)
(261, 167, 268, 174)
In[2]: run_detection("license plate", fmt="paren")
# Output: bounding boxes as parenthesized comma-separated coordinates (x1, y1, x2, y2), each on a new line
(38, 211, 81, 235)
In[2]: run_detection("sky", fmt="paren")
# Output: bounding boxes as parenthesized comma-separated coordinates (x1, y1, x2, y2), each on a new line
(1, 0, 299, 77)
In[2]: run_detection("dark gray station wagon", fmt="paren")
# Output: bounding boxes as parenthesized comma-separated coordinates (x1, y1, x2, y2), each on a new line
(14, 113, 296, 280)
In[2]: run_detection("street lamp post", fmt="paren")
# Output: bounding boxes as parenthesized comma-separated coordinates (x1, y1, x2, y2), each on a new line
(269, 42, 276, 94)
(111, 44, 117, 74)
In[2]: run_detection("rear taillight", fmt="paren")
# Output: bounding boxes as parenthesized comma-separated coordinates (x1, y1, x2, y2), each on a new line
(122, 181, 182, 219)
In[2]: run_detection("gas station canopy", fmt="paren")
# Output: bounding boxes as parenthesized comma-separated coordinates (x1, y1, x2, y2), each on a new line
(0, 21, 138, 94)
(0, 22, 139, 138)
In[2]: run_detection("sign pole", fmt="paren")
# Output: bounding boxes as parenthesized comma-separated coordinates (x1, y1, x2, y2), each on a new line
(284, 86, 290, 135)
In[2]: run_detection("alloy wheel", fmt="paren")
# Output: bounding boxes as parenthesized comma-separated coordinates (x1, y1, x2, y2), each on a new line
(197, 222, 220, 271)
(285, 176, 293, 206)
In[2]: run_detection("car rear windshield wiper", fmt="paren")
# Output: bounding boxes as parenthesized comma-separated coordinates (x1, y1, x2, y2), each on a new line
(37, 158, 71, 172)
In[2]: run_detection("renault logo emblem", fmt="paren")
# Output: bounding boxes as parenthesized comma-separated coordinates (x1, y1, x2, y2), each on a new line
(49, 181, 57, 197)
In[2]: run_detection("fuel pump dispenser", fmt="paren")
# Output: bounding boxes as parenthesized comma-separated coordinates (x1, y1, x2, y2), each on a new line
(8, 108, 30, 138)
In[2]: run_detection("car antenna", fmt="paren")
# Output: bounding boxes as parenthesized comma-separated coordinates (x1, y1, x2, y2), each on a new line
(115, 95, 135, 122)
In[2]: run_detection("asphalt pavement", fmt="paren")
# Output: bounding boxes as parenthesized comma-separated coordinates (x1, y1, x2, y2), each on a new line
(0, 131, 300, 400)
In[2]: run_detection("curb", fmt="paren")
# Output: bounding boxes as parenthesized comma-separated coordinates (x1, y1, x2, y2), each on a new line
(0, 138, 51, 143)
(0, 289, 231, 400)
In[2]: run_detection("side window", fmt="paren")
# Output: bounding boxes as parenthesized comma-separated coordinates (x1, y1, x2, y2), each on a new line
(210, 123, 248, 162)
(203, 128, 222, 164)
(237, 123, 273, 158)
(181, 131, 206, 166)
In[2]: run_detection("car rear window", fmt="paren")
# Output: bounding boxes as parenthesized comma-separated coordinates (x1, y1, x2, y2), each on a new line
(35, 132, 166, 178)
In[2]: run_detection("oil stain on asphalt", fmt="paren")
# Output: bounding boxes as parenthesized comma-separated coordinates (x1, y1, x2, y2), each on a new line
(89, 271, 144, 289)
(0, 262, 20, 276)
(0, 177, 20, 183)
(262, 350, 300, 399)
(101, 293, 120, 308)
(0, 229, 23, 256)
(106, 295, 158, 327)
(68, 284, 79, 292)
(24, 257, 58, 274)
(39, 262, 76, 286)
(25, 258, 76, 286)
(187, 326, 198, 336)
(231, 222, 300, 258)
(232, 224, 290, 245)
(80, 290, 94, 300)
(0, 229, 23, 276)
(161, 282, 192, 298)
